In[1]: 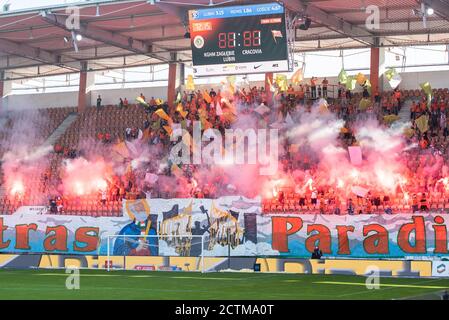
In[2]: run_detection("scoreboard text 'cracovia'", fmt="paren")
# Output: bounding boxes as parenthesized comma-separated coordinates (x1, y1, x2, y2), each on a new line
(188, 2, 290, 77)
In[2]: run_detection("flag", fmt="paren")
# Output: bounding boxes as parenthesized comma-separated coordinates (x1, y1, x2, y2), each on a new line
(176, 103, 188, 118)
(203, 90, 212, 104)
(420, 82, 433, 109)
(338, 69, 348, 84)
(384, 68, 397, 81)
(383, 114, 400, 124)
(163, 125, 173, 135)
(275, 74, 288, 91)
(403, 127, 415, 138)
(136, 96, 149, 107)
(420, 82, 432, 95)
(348, 146, 363, 166)
(266, 76, 276, 93)
(345, 76, 356, 90)
(356, 73, 366, 85)
(415, 114, 429, 133)
(226, 75, 236, 94)
(155, 108, 173, 124)
(359, 98, 371, 111)
(389, 73, 402, 89)
(186, 75, 195, 90)
(291, 68, 303, 85)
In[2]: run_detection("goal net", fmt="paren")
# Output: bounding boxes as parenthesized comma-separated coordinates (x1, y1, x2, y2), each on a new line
(105, 234, 208, 273)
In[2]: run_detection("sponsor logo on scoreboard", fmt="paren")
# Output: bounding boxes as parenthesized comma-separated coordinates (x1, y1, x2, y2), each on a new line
(194, 60, 288, 76)
(193, 35, 205, 49)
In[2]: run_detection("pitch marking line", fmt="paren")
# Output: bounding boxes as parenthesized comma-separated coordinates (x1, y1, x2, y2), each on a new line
(32, 274, 241, 281)
(315, 281, 448, 289)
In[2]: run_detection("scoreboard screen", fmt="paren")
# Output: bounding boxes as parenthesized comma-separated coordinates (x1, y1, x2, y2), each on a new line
(188, 2, 290, 77)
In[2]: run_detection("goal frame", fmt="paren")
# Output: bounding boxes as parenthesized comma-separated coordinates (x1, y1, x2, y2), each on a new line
(105, 234, 207, 273)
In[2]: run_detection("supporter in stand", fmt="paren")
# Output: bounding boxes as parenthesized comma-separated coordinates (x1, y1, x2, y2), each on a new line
(322, 78, 328, 98)
(96, 95, 102, 110)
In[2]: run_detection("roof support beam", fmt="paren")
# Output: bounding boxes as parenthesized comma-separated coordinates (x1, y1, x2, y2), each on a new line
(40, 11, 172, 63)
(282, 0, 377, 46)
(0, 38, 79, 70)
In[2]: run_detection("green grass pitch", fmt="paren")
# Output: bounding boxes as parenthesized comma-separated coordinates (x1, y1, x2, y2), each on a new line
(0, 269, 448, 300)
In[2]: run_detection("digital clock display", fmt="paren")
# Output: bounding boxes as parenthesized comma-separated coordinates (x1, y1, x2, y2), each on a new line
(189, 2, 290, 77)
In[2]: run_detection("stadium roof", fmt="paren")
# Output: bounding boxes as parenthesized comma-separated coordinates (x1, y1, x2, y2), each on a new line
(1, 0, 449, 80)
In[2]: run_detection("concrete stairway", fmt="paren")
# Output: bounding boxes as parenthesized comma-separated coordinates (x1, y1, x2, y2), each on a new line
(40, 113, 78, 148)
(396, 99, 412, 125)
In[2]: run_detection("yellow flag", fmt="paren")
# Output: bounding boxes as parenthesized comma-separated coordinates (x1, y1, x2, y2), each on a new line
(356, 73, 366, 85)
(359, 98, 371, 111)
(176, 103, 188, 118)
(136, 96, 149, 107)
(186, 75, 195, 90)
(276, 74, 288, 91)
(415, 114, 429, 133)
(383, 114, 400, 124)
(403, 128, 414, 138)
(155, 108, 173, 124)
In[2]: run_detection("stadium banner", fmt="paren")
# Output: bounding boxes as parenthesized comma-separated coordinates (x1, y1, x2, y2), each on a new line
(0, 197, 448, 260)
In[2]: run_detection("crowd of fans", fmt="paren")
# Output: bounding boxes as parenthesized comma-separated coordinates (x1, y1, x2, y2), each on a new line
(2, 76, 449, 215)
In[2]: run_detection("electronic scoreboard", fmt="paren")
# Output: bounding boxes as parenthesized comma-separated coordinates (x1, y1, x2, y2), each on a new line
(188, 2, 291, 76)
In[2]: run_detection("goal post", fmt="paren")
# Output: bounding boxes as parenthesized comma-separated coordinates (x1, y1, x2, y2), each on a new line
(105, 234, 207, 273)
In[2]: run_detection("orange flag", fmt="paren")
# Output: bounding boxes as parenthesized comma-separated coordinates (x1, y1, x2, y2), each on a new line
(176, 103, 188, 118)
(203, 90, 212, 104)
(155, 108, 173, 124)
(163, 125, 173, 135)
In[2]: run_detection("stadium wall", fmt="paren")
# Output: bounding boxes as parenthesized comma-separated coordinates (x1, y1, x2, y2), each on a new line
(0, 254, 444, 278)
(2, 70, 449, 110)
(2, 85, 168, 110)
